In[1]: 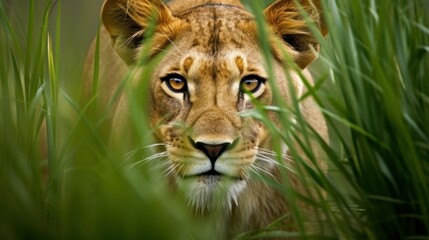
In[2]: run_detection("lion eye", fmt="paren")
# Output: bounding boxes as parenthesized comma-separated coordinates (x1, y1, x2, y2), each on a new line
(240, 75, 265, 93)
(163, 74, 187, 93)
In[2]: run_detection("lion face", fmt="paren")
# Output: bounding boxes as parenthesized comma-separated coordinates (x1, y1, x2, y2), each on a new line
(102, 0, 326, 212)
(149, 6, 275, 210)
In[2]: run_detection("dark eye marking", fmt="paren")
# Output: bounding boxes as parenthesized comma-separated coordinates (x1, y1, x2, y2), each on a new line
(161, 74, 188, 93)
(240, 75, 266, 93)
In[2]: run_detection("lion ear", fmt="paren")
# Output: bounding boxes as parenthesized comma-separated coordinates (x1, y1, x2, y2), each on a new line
(102, 0, 176, 65)
(264, 0, 327, 68)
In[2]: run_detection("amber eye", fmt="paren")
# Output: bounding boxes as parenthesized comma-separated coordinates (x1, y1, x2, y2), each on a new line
(240, 75, 265, 93)
(162, 74, 187, 93)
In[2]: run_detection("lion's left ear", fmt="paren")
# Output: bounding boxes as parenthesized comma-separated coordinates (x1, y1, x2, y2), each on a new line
(102, 0, 177, 65)
(264, 0, 327, 68)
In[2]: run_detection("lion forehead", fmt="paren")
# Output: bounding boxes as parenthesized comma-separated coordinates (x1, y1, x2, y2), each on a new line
(176, 51, 247, 77)
(177, 5, 258, 54)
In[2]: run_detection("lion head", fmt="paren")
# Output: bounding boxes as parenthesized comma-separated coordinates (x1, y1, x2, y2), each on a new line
(101, 0, 326, 213)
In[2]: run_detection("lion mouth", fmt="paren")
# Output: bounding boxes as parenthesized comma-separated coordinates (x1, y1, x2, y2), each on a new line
(197, 169, 222, 177)
(183, 169, 243, 181)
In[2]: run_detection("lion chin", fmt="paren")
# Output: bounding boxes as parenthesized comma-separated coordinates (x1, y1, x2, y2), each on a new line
(178, 175, 247, 213)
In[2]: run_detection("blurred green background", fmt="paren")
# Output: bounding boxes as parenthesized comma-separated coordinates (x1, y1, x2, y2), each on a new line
(3, 0, 103, 95)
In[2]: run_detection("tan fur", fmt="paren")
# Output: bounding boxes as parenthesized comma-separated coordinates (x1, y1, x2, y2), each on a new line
(83, 0, 328, 237)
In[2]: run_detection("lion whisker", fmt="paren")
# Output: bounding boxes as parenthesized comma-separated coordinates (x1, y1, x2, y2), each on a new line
(122, 151, 169, 172)
(162, 162, 178, 179)
(160, 32, 185, 56)
(162, 161, 184, 183)
(151, 47, 182, 59)
(256, 153, 297, 174)
(246, 166, 269, 187)
(258, 148, 294, 162)
(242, 166, 273, 196)
(251, 164, 278, 182)
(121, 143, 168, 159)
(256, 154, 280, 166)
(151, 157, 170, 169)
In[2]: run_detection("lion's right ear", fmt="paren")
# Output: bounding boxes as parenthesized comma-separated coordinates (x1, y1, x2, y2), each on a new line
(264, 0, 327, 68)
(102, 0, 175, 65)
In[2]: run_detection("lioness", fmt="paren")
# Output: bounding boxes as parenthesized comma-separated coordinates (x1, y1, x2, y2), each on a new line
(83, 0, 328, 237)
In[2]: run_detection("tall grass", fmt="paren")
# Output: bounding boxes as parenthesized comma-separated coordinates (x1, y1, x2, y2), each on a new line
(318, 0, 429, 238)
(1, 0, 428, 239)
(1, 0, 205, 239)
(0, 0, 50, 238)
(245, 0, 429, 238)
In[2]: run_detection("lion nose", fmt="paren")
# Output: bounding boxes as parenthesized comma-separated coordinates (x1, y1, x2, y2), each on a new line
(194, 142, 231, 165)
